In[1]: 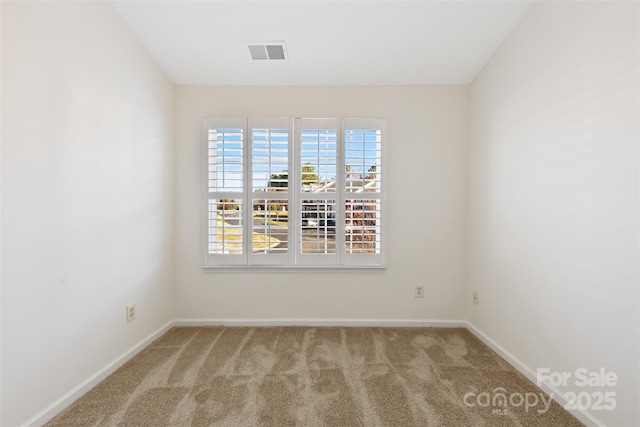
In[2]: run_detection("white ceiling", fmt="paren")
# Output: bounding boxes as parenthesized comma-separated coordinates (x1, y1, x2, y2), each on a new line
(111, 1, 533, 86)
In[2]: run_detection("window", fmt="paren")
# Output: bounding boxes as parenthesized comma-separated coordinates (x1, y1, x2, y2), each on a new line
(202, 117, 386, 268)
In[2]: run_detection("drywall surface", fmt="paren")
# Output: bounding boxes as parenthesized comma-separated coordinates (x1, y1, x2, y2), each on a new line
(468, 2, 639, 425)
(1, 2, 174, 425)
(175, 86, 468, 321)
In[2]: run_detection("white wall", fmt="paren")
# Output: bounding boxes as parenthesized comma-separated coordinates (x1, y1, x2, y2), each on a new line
(468, 2, 639, 426)
(175, 86, 468, 321)
(0, 2, 3, 424)
(1, 2, 175, 425)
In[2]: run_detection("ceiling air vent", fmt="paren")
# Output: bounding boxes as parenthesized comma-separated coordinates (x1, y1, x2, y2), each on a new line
(247, 42, 287, 61)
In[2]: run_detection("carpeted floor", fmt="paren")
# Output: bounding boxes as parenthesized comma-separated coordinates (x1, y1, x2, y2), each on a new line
(47, 327, 582, 426)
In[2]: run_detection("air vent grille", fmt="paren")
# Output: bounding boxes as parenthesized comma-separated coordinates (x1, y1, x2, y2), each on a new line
(247, 42, 287, 61)
(265, 45, 285, 60)
(248, 45, 269, 60)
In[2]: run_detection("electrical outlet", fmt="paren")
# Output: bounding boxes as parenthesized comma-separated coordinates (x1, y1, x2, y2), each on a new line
(415, 285, 424, 298)
(473, 292, 479, 306)
(126, 304, 136, 322)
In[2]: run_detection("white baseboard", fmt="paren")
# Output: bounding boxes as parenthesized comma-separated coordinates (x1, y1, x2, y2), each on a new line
(465, 322, 604, 427)
(23, 321, 174, 427)
(173, 318, 467, 328)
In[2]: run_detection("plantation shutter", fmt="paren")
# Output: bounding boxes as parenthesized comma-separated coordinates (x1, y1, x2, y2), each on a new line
(296, 118, 340, 266)
(202, 116, 386, 269)
(342, 118, 386, 266)
(202, 117, 247, 266)
(249, 117, 293, 265)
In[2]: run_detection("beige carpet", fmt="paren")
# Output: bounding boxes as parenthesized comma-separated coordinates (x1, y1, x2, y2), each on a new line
(47, 327, 582, 426)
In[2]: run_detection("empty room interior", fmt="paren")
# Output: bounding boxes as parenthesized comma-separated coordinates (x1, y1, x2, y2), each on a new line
(1, 0, 638, 426)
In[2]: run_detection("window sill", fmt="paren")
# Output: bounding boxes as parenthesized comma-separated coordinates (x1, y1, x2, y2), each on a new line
(200, 265, 387, 273)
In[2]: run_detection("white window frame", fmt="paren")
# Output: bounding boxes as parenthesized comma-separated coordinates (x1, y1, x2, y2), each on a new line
(201, 116, 387, 270)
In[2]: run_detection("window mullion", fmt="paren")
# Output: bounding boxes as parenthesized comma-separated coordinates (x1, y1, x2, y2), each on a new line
(337, 120, 345, 265)
(290, 118, 297, 266)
